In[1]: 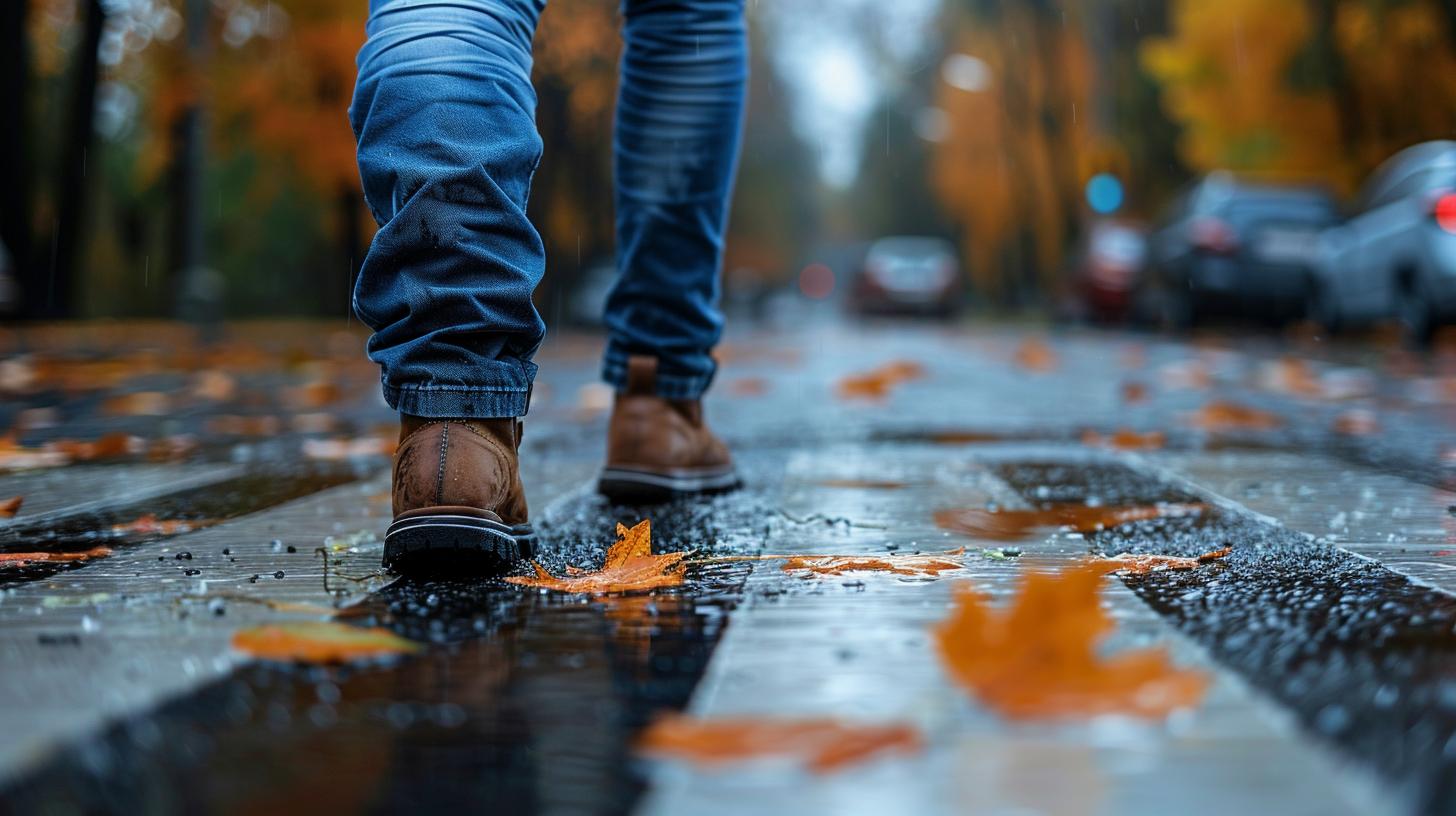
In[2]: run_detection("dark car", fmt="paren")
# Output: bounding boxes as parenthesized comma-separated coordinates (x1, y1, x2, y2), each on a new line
(850, 236, 961, 317)
(1147, 173, 1339, 327)
(1310, 141, 1456, 342)
(1072, 219, 1148, 323)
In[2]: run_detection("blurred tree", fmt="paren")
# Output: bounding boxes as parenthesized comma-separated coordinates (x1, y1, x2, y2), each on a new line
(0, 1, 31, 310)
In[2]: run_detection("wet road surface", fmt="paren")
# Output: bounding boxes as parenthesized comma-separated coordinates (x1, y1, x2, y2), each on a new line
(5, 320, 1456, 813)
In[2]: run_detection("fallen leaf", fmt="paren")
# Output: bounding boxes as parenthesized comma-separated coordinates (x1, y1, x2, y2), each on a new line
(836, 360, 925, 400)
(52, 432, 144, 461)
(0, 546, 112, 568)
(506, 520, 687, 594)
(934, 503, 1207, 541)
(284, 379, 343, 410)
(0, 495, 22, 518)
(191, 370, 238, 402)
(231, 621, 421, 664)
(1332, 409, 1380, 436)
(0, 435, 70, 470)
(934, 563, 1209, 720)
(1256, 358, 1323, 398)
(1080, 429, 1166, 451)
(782, 549, 966, 578)
(1120, 382, 1149, 404)
(206, 415, 283, 436)
(1101, 546, 1232, 575)
(1187, 401, 1282, 431)
(637, 714, 923, 773)
(101, 391, 171, 416)
(110, 514, 215, 536)
(1013, 338, 1057, 372)
(727, 377, 769, 397)
(302, 436, 396, 460)
(1156, 359, 1212, 391)
(815, 478, 908, 490)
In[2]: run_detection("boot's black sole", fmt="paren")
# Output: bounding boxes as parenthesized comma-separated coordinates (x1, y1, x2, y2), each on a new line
(383, 514, 536, 576)
(597, 466, 741, 505)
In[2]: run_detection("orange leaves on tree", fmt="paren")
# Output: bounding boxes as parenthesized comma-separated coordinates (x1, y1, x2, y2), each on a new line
(637, 714, 923, 773)
(0, 546, 112, 569)
(836, 361, 926, 400)
(1188, 401, 1282, 431)
(0, 496, 22, 519)
(934, 563, 1209, 720)
(1101, 546, 1232, 575)
(781, 549, 967, 579)
(934, 503, 1207, 541)
(1080, 428, 1166, 451)
(1013, 338, 1058, 372)
(232, 621, 421, 664)
(507, 520, 688, 595)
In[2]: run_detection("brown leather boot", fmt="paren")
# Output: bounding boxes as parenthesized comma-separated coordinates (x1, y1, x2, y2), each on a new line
(598, 355, 740, 503)
(384, 415, 534, 574)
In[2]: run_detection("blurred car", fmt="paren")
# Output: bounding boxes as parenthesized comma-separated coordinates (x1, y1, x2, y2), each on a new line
(850, 236, 961, 317)
(1072, 219, 1147, 323)
(1147, 173, 1339, 327)
(1310, 141, 1456, 342)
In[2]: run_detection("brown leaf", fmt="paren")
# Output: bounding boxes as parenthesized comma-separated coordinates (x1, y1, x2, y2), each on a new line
(1187, 400, 1282, 431)
(1120, 381, 1149, 404)
(109, 514, 215, 536)
(934, 503, 1207, 541)
(232, 621, 421, 664)
(934, 563, 1209, 720)
(506, 520, 687, 594)
(782, 549, 967, 578)
(1080, 428, 1166, 451)
(1101, 546, 1232, 575)
(101, 391, 171, 416)
(1013, 338, 1057, 372)
(0, 495, 22, 518)
(0, 435, 69, 470)
(0, 546, 112, 569)
(836, 360, 925, 400)
(1332, 409, 1380, 436)
(637, 714, 923, 773)
(727, 377, 769, 397)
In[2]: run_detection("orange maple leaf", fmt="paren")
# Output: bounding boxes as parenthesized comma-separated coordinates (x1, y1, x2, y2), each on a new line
(934, 563, 1209, 720)
(836, 360, 926, 400)
(1013, 338, 1058, 372)
(1080, 428, 1166, 451)
(232, 621, 421, 664)
(1187, 401, 1282, 431)
(0, 495, 22, 518)
(781, 549, 967, 578)
(637, 714, 923, 773)
(1101, 546, 1232, 575)
(506, 519, 687, 594)
(933, 503, 1207, 541)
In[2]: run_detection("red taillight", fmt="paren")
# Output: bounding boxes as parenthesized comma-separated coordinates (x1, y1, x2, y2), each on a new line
(1434, 193, 1456, 235)
(1188, 217, 1239, 255)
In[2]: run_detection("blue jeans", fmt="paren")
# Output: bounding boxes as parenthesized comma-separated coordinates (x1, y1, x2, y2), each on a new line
(350, 0, 747, 417)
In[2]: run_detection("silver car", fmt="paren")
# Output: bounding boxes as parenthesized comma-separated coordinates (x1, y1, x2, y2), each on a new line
(1312, 141, 1456, 341)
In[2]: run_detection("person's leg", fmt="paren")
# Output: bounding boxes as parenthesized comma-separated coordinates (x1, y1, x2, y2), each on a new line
(350, 0, 545, 573)
(604, 0, 748, 397)
(351, 0, 546, 420)
(599, 0, 748, 503)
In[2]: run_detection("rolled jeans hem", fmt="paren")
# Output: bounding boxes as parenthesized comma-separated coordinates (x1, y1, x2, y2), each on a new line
(383, 383, 531, 418)
(602, 353, 714, 400)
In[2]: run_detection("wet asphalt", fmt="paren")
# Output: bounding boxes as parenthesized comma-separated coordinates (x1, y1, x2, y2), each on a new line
(8, 318, 1456, 813)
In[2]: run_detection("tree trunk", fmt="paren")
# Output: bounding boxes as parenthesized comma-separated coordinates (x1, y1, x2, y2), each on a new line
(335, 185, 363, 316)
(0, 0, 30, 313)
(171, 0, 211, 321)
(46, 0, 106, 318)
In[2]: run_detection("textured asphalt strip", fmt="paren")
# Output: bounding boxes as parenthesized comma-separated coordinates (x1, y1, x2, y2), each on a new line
(993, 458, 1456, 815)
(641, 445, 1389, 816)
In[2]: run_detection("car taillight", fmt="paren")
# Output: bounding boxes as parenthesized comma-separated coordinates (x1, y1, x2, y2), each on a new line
(1434, 192, 1456, 235)
(1188, 217, 1239, 255)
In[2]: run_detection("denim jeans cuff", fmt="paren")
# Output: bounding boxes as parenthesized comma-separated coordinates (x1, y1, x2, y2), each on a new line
(382, 382, 532, 418)
(602, 353, 715, 400)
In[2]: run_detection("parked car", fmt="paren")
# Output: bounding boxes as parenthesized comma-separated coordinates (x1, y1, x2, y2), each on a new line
(1146, 173, 1339, 327)
(850, 236, 961, 317)
(1310, 141, 1456, 342)
(1072, 219, 1148, 323)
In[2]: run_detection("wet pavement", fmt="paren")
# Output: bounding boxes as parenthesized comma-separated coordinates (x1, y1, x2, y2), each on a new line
(7, 318, 1456, 813)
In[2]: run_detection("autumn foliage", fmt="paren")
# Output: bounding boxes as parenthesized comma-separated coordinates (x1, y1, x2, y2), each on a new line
(934, 562, 1209, 720)
(507, 520, 687, 595)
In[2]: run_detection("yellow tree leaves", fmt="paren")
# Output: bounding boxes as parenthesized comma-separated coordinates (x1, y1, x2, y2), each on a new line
(637, 714, 923, 773)
(507, 520, 688, 595)
(934, 562, 1210, 720)
(231, 621, 420, 664)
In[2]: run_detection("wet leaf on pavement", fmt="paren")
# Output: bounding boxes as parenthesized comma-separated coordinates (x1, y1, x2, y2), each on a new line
(1080, 429, 1166, 450)
(1013, 338, 1057, 372)
(933, 503, 1207, 541)
(1187, 400, 1282, 431)
(727, 377, 769, 397)
(101, 391, 171, 416)
(109, 514, 216, 536)
(1120, 381, 1149, 404)
(836, 360, 925, 400)
(0, 495, 22, 518)
(302, 436, 397, 461)
(815, 478, 909, 490)
(1100, 545, 1232, 575)
(781, 549, 966, 578)
(0, 546, 112, 569)
(231, 621, 421, 664)
(506, 519, 688, 594)
(636, 714, 923, 773)
(934, 562, 1209, 720)
(1333, 409, 1380, 436)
